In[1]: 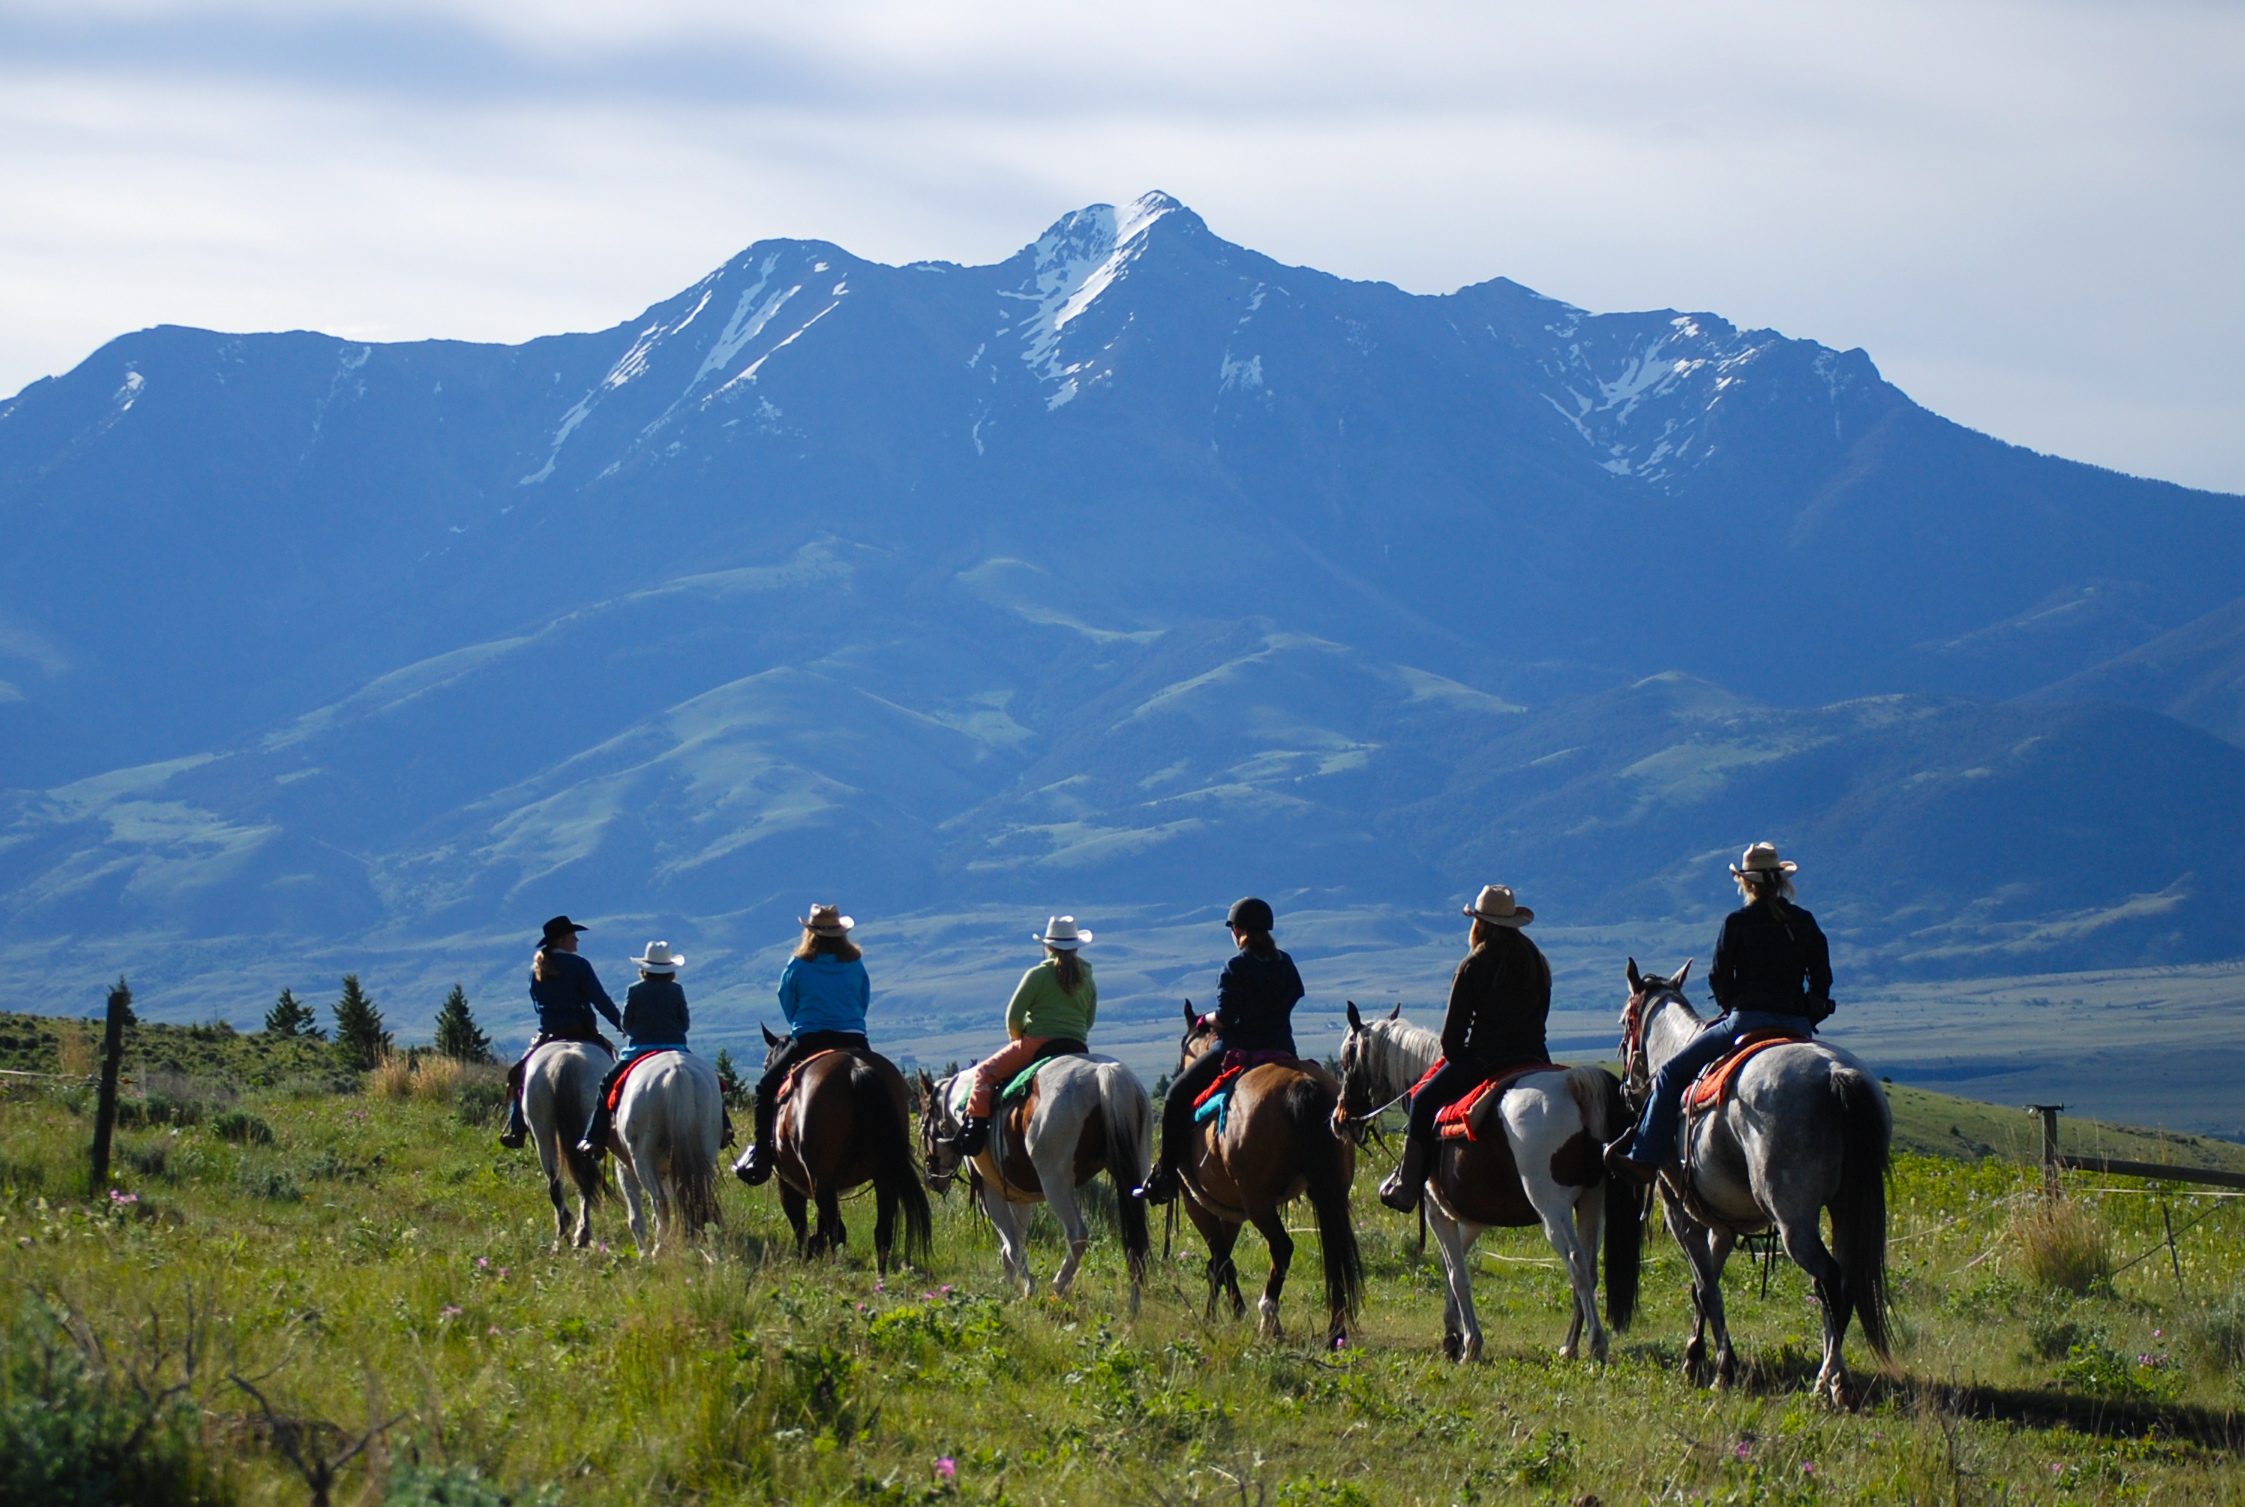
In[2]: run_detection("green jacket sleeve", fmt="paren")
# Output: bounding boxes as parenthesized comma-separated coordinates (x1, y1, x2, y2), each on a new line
(1005, 966, 1042, 1039)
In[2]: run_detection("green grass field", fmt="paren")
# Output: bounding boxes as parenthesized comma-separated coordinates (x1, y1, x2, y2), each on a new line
(5, 1014, 2245, 1504)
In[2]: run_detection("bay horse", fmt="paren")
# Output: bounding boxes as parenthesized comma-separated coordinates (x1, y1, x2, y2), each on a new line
(1335, 1003, 1640, 1362)
(522, 1038, 610, 1251)
(755, 1026, 931, 1274)
(606, 1050, 724, 1256)
(1622, 960, 1891, 1403)
(917, 1055, 1153, 1313)
(1167, 1003, 1362, 1348)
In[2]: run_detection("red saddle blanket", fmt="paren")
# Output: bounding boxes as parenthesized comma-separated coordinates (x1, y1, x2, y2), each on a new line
(1685, 1030, 1808, 1112)
(1408, 1060, 1565, 1141)
(605, 1048, 687, 1113)
(1191, 1049, 1298, 1115)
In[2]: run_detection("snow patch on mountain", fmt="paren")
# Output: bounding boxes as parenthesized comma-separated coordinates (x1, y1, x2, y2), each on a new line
(1010, 192, 1177, 400)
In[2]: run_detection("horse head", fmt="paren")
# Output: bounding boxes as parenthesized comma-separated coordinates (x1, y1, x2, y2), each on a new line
(1174, 999, 1218, 1072)
(915, 1069, 963, 1193)
(1620, 957, 1695, 1088)
(759, 1022, 788, 1072)
(1332, 1000, 1409, 1143)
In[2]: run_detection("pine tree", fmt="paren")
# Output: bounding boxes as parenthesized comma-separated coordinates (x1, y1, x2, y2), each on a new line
(331, 974, 392, 1072)
(263, 987, 324, 1040)
(714, 1047, 743, 1104)
(431, 984, 493, 1064)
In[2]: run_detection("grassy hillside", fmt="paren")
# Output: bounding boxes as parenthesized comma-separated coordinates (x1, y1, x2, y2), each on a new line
(5, 1027, 2245, 1503)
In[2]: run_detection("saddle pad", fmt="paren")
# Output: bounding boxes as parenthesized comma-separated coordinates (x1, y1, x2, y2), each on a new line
(605, 1048, 685, 1112)
(773, 1049, 839, 1111)
(1685, 1031, 1806, 1112)
(1000, 1042, 1090, 1104)
(1433, 1061, 1566, 1141)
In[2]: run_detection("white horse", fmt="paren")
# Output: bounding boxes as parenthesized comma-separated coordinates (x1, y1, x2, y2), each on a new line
(605, 1050, 725, 1257)
(918, 1055, 1154, 1314)
(1336, 1003, 1640, 1362)
(523, 1039, 611, 1251)
(1623, 960, 1891, 1403)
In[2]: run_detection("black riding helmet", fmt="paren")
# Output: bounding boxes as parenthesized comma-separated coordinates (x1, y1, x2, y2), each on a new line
(1224, 896, 1274, 932)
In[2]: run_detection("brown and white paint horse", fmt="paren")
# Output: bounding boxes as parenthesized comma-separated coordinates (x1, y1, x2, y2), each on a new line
(1168, 1003, 1363, 1349)
(1336, 1003, 1640, 1362)
(1622, 960, 1891, 1404)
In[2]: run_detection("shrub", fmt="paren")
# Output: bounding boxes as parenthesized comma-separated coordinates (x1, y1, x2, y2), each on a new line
(385, 1460, 525, 1505)
(453, 1073, 508, 1129)
(371, 1052, 470, 1102)
(210, 1109, 274, 1145)
(2182, 1291, 2245, 1374)
(0, 1299, 235, 1506)
(238, 1161, 302, 1203)
(2011, 1197, 2111, 1294)
(55, 1021, 98, 1078)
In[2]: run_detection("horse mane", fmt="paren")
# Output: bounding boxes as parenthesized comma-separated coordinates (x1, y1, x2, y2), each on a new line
(1364, 1016, 1441, 1099)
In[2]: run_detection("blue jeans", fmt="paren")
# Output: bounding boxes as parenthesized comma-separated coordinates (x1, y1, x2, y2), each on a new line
(1626, 1011, 1803, 1165)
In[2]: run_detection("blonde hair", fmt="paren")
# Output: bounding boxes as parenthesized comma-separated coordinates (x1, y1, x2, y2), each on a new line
(1047, 944, 1084, 995)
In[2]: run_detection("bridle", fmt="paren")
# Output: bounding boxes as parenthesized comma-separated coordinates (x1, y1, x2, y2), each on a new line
(1619, 983, 1687, 1106)
(918, 1081, 963, 1194)
(1330, 1022, 1412, 1149)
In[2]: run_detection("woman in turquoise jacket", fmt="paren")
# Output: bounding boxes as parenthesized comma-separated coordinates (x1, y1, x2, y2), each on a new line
(734, 904, 871, 1186)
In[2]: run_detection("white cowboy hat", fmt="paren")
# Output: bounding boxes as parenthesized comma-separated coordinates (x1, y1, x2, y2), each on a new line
(799, 904, 855, 936)
(1463, 884, 1534, 927)
(1730, 842, 1799, 877)
(1035, 915, 1093, 949)
(629, 940, 684, 972)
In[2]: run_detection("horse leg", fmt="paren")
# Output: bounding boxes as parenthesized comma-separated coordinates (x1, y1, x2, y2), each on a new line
(983, 1188, 1036, 1298)
(1424, 1202, 1481, 1363)
(873, 1179, 898, 1277)
(1572, 1184, 1609, 1361)
(1522, 1170, 1604, 1364)
(1250, 1209, 1294, 1340)
(1044, 1178, 1091, 1300)
(538, 1143, 571, 1253)
(780, 1184, 811, 1259)
(1183, 1195, 1243, 1321)
(1662, 1186, 1720, 1384)
(1703, 1226, 1739, 1388)
(616, 1154, 651, 1253)
(814, 1186, 846, 1258)
(1776, 1205, 1853, 1406)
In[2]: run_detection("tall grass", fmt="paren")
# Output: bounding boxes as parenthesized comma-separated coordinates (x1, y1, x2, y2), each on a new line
(2012, 1196, 2114, 1294)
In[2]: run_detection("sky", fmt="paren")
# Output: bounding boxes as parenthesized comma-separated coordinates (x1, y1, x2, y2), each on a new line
(2, 0, 2241, 494)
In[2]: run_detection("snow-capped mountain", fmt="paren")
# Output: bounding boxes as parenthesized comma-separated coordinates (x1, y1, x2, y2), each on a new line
(4, 192, 2245, 1044)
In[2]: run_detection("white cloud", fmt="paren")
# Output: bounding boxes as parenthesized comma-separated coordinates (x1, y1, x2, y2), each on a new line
(0, 0, 2239, 490)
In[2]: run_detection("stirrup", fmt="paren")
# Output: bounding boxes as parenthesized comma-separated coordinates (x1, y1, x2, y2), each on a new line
(952, 1117, 988, 1157)
(498, 1126, 527, 1150)
(1135, 1164, 1178, 1205)
(735, 1145, 773, 1186)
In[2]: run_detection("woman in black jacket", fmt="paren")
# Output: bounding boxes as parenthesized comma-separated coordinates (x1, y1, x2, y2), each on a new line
(1379, 885, 1552, 1212)
(1138, 897, 1306, 1205)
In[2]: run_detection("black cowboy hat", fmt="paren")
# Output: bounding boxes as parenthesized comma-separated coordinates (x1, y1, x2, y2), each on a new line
(540, 915, 589, 946)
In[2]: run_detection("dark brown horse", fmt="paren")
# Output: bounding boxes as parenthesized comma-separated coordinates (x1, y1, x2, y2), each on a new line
(757, 1025, 932, 1273)
(1168, 1003, 1363, 1348)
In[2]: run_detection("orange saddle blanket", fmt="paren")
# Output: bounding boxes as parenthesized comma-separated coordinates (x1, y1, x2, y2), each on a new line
(1409, 1060, 1565, 1142)
(1684, 1030, 1808, 1112)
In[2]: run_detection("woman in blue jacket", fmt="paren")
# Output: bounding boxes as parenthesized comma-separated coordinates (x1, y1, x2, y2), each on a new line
(734, 904, 872, 1186)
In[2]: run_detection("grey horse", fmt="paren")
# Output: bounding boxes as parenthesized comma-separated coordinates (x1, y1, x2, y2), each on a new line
(608, 1051, 725, 1257)
(523, 1038, 611, 1251)
(1621, 960, 1891, 1404)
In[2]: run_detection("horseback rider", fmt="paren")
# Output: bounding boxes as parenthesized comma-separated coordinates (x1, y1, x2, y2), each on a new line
(499, 915, 623, 1149)
(1605, 843, 1833, 1185)
(575, 942, 733, 1156)
(1137, 897, 1305, 1206)
(951, 916, 1098, 1156)
(733, 904, 872, 1186)
(1378, 885, 1553, 1213)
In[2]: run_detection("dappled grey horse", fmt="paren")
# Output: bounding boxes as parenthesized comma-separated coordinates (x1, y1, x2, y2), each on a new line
(524, 1038, 611, 1251)
(607, 1051, 725, 1257)
(1621, 960, 1891, 1403)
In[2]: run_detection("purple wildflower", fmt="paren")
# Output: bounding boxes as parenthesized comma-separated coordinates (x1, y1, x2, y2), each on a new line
(935, 1457, 957, 1482)
(441, 1305, 463, 1320)
(477, 1256, 490, 1269)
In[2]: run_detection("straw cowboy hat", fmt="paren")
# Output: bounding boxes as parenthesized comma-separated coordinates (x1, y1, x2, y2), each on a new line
(800, 904, 855, 937)
(1463, 885, 1534, 927)
(1035, 916, 1093, 949)
(1730, 842, 1799, 877)
(629, 940, 685, 973)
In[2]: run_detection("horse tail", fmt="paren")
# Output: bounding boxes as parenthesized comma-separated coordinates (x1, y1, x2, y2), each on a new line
(1101, 1066, 1151, 1286)
(1285, 1073, 1364, 1322)
(563, 1131, 607, 1209)
(861, 1064, 933, 1268)
(1590, 1067, 1642, 1332)
(663, 1068, 722, 1234)
(1831, 1065, 1892, 1361)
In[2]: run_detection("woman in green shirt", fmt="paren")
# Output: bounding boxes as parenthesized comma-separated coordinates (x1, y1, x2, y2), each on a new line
(952, 916, 1097, 1155)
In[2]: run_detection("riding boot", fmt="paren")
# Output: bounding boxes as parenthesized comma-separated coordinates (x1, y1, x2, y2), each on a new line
(721, 1106, 736, 1149)
(1603, 1127, 1658, 1186)
(498, 1095, 528, 1149)
(1378, 1135, 1435, 1213)
(1135, 1157, 1179, 1206)
(735, 1100, 777, 1185)
(952, 1116, 989, 1157)
(575, 1103, 611, 1158)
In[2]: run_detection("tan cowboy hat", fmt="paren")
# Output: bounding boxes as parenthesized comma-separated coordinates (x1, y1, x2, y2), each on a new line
(1463, 884, 1534, 927)
(629, 940, 685, 972)
(1730, 842, 1799, 877)
(1035, 915, 1093, 949)
(799, 903, 855, 936)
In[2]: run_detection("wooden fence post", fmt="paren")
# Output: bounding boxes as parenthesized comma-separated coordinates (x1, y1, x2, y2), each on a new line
(2025, 1104, 2064, 1198)
(89, 976, 132, 1197)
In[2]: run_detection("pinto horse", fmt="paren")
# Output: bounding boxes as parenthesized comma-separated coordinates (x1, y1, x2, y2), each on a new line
(1167, 1003, 1363, 1348)
(756, 1026, 931, 1274)
(1622, 960, 1891, 1403)
(1335, 1003, 1639, 1362)
(522, 1038, 611, 1252)
(918, 1055, 1153, 1313)
(607, 1050, 724, 1257)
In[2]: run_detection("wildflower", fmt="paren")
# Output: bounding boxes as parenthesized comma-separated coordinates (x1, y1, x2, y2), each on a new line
(498, 1267, 510, 1279)
(2153, 1328, 2164, 1338)
(108, 1189, 139, 1206)
(441, 1305, 463, 1320)
(1801, 1463, 1815, 1476)
(487, 1325, 501, 1337)
(1733, 1442, 1752, 1461)
(935, 1457, 957, 1482)
(940, 1284, 954, 1296)
(924, 1291, 937, 1301)
(477, 1256, 490, 1269)
(874, 1280, 884, 1292)
(857, 1302, 868, 1313)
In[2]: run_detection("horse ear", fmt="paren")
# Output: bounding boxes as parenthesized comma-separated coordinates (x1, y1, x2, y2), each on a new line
(1345, 1000, 1363, 1030)
(1674, 958, 1694, 987)
(1182, 999, 1197, 1025)
(1387, 1002, 1401, 1021)
(761, 1023, 781, 1047)
(1626, 957, 1643, 992)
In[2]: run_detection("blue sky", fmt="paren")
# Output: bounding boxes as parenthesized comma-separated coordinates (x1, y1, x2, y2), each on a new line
(3, 0, 2240, 492)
